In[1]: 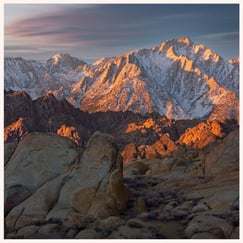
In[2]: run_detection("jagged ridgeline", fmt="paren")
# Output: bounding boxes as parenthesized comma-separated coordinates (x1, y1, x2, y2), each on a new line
(4, 90, 238, 161)
(4, 37, 239, 121)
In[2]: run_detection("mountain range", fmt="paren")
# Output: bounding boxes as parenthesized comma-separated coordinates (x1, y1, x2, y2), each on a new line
(4, 36, 239, 239)
(4, 36, 239, 121)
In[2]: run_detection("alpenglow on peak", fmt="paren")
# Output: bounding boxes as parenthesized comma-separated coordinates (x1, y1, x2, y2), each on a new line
(4, 37, 239, 121)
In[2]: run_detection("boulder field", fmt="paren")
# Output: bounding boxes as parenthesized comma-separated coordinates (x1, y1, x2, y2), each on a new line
(4, 129, 239, 239)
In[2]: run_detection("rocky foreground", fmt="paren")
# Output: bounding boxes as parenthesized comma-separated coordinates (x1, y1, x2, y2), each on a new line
(4, 128, 239, 239)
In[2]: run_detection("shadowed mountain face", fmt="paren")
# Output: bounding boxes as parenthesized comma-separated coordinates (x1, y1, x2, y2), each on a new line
(4, 90, 199, 146)
(4, 90, 238, 160)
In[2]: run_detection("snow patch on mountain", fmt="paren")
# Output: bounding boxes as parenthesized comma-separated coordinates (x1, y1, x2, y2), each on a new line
(4, 37, 239, 121)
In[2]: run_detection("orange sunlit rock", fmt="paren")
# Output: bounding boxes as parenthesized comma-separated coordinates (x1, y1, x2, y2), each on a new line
(178, 121, 223, 149)
(210, 121, 222, 137)
(228, 57, 239, 64)
(4, 117, 28, 142)
(152, 133, 177, 156)
(207, 77, 218, 90)
(125, 123, 139, 133)
(125, 118, 159, 134)
(180, 56, 193, 72)
(143, 118, 155, 129)
(121, 143, 138, 164)
(57, 125, 80, 146)
(122, 131, 179, 163)
(152, 140, 167, 156)
(166, 46, 177, 61)
(145, 145, 157, 159)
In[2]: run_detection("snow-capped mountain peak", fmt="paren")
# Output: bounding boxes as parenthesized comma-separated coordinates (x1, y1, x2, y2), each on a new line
(176, 36, 193, 45)
(50, 53, 68, 64)
(46, 53, 86, 74)
(228, 57, 239, 65)
(4, 37, 239, 121)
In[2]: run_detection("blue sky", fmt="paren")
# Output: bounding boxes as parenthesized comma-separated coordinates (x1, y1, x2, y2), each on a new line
(4, 4, 239, 62)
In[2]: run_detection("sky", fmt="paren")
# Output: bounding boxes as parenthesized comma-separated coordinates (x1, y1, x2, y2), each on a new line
(4, 3, 239, 63)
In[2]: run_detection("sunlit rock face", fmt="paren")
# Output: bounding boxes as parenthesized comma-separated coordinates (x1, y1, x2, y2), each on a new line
(3, 90, 202, 148)
(77, 37, 238, 121)
(4, 37, 239, 121)
(4, 89, 238, 166)
(177, 121, 224, 149)
(56, 124, 80, 146)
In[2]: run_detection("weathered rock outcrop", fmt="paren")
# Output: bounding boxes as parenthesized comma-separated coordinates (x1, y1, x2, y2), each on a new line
(177, 120, 224, 148)
(121, 144, 138, 164)
(5, 91, 238, 166)
(121, 128, 239, 239)
(5, 133, 79, 216)
(46, 132, 128, 223)
(4, 90, 215, 149)
(5, 132, 128, 238)
(56, 124, 80, 145)
(122, 133, 177, 163)
(4, 128, 238, 239)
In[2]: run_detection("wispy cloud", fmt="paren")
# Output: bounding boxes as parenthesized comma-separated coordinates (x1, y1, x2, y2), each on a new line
(5, 5, 152, 47)
(199, 32, 239, 41)
(5, 4, 211, 48)
(4, 4, 239, 60)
